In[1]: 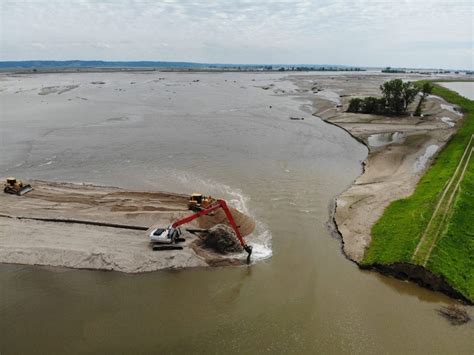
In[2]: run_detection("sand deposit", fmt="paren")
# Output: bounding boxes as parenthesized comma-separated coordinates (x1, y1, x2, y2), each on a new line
(306, 75, 463, 262)
(0, 180, 255, 272)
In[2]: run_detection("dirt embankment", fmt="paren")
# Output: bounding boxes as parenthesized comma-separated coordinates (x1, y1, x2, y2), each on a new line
(362, 262, 472, 304)
(0, 180, 255, 272)
(306, 74, 465, 297)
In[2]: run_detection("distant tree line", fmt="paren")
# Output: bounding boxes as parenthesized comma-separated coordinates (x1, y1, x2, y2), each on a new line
(381, 67, 464, 75)
(278, 66, 365, 72)
(381, 67, 406, 73)
(347, 79, 433, 116)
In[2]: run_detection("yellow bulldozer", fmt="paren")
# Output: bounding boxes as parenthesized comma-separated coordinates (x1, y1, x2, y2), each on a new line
(3, 177, 33, 195)
(187, 193, 215, 212)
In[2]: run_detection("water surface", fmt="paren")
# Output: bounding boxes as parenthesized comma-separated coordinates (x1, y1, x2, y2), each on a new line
(1, 72, 472, 354)
(440, 81, 474, 100)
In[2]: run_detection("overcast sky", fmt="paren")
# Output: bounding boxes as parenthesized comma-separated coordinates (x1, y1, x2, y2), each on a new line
(1, 0, 473, 69)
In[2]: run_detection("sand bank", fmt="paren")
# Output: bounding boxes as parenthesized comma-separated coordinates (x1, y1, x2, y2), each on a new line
(310, 76, 462, 262)
(0, 181, 255, 272)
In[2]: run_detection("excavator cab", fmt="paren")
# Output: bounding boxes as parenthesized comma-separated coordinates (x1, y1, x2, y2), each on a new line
(3, 177, 33, 196)
(149, 227, 184, 251)
(149, 227, 182, 244)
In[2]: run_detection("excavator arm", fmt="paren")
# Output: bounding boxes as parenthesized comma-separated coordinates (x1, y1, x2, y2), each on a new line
(150, 199, 253, 262)
(172, 199, 252, 260)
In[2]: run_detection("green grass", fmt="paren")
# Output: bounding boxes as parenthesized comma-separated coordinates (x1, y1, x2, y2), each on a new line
(362, 82, 474, 301)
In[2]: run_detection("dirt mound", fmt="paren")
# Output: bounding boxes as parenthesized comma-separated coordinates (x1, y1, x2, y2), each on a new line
(196, 207, 255, 237)
(202, 224, 243, 254)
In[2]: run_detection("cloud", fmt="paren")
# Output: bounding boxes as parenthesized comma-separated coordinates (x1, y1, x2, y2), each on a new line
(92, 42, 113, 49)
(0, 0, 472, 69)
(31, 42, 47, 50)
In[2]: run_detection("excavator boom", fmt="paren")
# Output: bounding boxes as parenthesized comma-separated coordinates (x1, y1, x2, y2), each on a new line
(149, 199, 252, 262)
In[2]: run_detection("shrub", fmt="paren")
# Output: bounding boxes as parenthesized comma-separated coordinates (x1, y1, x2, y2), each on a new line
(347, 98, 363, 112)
(361, 97, 386, 114)
(414, 82, 434, 116)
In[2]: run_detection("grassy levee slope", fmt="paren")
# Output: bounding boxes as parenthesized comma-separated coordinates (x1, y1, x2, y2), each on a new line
(362, 82, 474, 302)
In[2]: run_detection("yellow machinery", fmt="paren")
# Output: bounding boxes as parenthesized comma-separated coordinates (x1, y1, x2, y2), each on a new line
(3, 177, 33, 195)
(187, 193, 215, 212)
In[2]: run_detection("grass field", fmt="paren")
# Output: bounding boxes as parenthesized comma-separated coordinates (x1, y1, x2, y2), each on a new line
(362, 82, 474, 302)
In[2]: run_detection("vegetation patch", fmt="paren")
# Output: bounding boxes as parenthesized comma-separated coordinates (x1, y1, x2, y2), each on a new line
(347, 79, 430, 115)
(362, 82, 474, 302)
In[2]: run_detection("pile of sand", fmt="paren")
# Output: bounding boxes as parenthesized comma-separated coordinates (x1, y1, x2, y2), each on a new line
(201, 224, 243, 254)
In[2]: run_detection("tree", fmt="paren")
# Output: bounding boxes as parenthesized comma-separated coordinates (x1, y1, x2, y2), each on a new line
(361, 97, 385, 114)
(402, 81, 420, 112)
(347, 97, 385, 114)
(346, 79, 422, 116)
(414, 82, 434, 116)
(380, 79, 419, 115)
(347, 98, 363, 113)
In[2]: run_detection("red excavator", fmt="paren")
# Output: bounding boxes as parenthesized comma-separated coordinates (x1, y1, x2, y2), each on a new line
(148, 199, 253, 262)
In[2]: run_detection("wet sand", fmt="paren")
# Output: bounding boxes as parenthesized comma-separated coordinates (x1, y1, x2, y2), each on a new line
(0, 180, 254, 271)
(309, 76, 464, 262)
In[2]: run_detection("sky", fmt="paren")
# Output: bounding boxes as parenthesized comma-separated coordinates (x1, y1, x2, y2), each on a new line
(1, 0, 473, 69)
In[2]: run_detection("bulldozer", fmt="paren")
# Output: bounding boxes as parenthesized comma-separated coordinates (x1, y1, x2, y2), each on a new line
(3, 177, 33, 196)
(187, 193, 215, 212)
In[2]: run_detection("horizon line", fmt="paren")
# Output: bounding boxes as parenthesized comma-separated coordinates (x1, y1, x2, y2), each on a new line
(0, 59, 472, 72)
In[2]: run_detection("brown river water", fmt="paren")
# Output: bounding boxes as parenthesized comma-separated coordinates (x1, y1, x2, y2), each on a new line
(0, 72, 472, 353)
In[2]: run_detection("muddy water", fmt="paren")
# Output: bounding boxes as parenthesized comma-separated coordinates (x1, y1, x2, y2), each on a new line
(440, 81, 474, 100)
(0, 72, 472, 353)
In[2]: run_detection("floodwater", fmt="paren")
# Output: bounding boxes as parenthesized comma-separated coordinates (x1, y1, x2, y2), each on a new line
(0, 72, 472, 354)
(440, 81, 474, 100)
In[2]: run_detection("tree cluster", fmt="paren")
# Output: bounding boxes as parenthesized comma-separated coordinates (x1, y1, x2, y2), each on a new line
(347, 97, 386, 114)
(347, 79, 422, 116)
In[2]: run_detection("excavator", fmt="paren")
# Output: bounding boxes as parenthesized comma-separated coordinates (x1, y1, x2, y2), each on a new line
(3, 177, 33, 195)
(149, 199, 253, 263)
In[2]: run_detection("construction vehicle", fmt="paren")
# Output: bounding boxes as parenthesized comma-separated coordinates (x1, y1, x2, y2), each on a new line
(187, 193, 215, 212)
(3, 177, 33, 195)
(149, 199, 253, 263)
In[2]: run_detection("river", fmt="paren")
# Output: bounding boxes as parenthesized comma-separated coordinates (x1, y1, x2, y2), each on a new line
(439, 81, 474, 100)
(0, 72, 472, 353)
